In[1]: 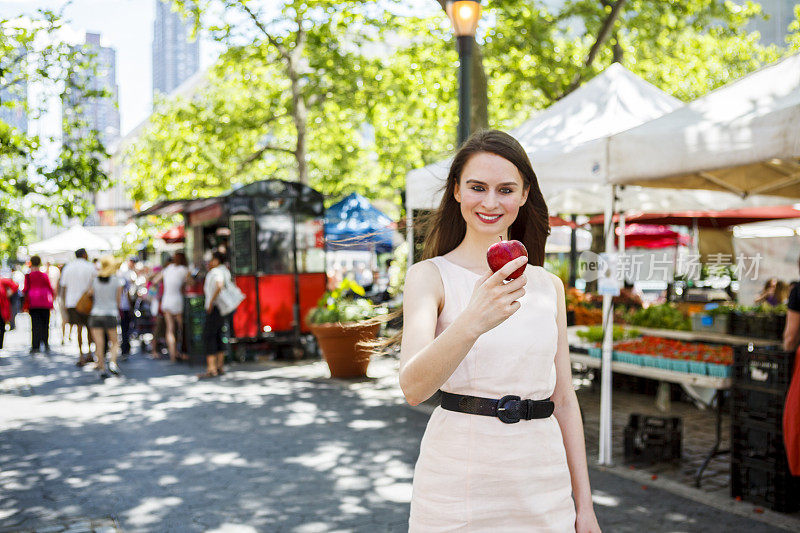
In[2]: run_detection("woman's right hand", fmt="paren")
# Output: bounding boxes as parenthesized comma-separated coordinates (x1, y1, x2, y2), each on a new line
(460, 256, 528, 337)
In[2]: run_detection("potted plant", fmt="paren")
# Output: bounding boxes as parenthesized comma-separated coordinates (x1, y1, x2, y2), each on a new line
(306, 279, 382, 378)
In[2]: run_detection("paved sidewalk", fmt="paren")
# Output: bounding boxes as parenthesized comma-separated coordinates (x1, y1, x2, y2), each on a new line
(0, 318, 795, 532)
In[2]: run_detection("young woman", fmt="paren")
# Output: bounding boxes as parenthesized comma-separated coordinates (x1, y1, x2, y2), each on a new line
(197, 251, 232, 379)
(24, 255, 55, 354)
(87, 256, 123, 379)
(150, 252, 190, 362)
(400, 130, 600, 532)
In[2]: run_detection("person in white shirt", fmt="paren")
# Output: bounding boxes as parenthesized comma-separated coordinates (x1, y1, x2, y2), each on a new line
(149, 252, 191, 362)
(197, 251, 231, 379)
(58, 248, 97, 366)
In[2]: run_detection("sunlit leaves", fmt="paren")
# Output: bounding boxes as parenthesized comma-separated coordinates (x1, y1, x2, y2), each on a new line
(1, 8, 112, 257)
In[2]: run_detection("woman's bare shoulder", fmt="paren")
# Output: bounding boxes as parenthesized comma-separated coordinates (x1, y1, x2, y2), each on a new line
(404, 259, 444, 297)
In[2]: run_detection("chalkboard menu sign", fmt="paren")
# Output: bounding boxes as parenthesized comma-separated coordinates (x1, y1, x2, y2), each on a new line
(230, 216, 255, 275)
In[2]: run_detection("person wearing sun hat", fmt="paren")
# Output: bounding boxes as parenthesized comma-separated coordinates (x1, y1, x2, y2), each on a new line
(86, 255, 124, 379)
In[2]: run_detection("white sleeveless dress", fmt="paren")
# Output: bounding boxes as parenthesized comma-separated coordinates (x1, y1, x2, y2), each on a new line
(408, 256, 576, 532)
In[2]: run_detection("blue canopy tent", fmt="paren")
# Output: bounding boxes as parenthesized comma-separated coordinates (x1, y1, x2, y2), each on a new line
(324, 193, 396, 253)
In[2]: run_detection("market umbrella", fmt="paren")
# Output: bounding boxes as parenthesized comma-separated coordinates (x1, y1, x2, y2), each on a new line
(616, 224, 692, 249)
(157, 224, 185, 243)
(325, 193, 396, 253)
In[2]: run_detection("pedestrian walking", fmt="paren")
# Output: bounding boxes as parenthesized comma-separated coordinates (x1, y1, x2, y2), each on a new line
(87, 256, 123, 379)
(399, 130, 600, 532)
(118, 257, 137, 358)
(52, 264, 72, 344)
(59, 248, 97, 366)
(0, 274, 19, 350)
(149, 252, 190, 362)
(197, 251, 231, 379)
(147, 259, 168, 359)
(9, 265, 24, 330)
(23, 255, 55, 354)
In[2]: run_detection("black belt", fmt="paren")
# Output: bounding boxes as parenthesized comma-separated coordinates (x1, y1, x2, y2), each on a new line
(439, 391, 554, 424)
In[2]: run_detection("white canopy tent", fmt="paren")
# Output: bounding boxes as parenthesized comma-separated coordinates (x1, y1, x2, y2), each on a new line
(25, 225, 112, 263)
(406, 63, 683, 213)
(607, 53, 800, 196)
(593, 53, 800, 466)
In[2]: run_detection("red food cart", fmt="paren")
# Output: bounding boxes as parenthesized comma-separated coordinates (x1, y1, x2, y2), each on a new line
(136, 179, 327, 359)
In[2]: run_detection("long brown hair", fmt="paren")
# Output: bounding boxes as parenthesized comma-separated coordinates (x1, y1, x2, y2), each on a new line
(369, 130, 550, 354)
(420, 129, 550, 265)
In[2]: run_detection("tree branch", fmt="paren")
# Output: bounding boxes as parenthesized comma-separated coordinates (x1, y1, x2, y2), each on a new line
(559, 0, 628, 99)
(236, 143, 296, 174)
(236, 0, 289, 61)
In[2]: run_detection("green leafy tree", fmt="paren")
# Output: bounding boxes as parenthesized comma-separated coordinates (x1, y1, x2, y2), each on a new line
(126, 0, 799, 220)
(0, 6, 111, 258)
(126, 0, 405, 205)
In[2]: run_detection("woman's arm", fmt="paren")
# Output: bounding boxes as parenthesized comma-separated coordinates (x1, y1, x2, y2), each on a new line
(399, 257, 528, 406)
(206, 278, 224, 312)
(549, 274, 600, 532)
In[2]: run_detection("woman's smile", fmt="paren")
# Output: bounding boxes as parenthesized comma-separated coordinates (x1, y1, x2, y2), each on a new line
(476, 212, 503, 224)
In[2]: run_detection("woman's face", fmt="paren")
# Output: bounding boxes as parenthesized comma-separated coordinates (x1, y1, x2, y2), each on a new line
(454, 152, 529, 238)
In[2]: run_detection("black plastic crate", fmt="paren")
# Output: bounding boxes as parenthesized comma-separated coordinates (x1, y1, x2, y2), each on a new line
(731, 387, 786, 426)
(623, 414, 682, 464)
(731, 456, 800, 513)
(733, 345, 795, 393)
(731, 416, 788, 466)
(771, 315, 787, 341)
(730, 311, 748, 336)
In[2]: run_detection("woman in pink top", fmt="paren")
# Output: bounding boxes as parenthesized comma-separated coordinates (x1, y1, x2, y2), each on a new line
(24, 255, 54, 354)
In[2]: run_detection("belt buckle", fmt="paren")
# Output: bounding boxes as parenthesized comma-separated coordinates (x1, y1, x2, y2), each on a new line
(496, 395, 522, 424)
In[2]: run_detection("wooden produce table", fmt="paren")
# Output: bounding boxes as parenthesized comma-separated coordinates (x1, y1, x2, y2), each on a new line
(567, 325, 774, 487)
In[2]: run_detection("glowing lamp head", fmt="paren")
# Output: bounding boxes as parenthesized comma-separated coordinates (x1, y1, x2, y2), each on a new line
(446, 0, 482, 37)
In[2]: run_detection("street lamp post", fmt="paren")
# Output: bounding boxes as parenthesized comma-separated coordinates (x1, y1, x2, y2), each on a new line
(446, 0, 482, 147)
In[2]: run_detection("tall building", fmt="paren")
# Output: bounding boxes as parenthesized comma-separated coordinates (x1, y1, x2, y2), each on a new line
(63, 32, 121, 147)
(743, 0, 797, 47)
(152, 0, 200, 97)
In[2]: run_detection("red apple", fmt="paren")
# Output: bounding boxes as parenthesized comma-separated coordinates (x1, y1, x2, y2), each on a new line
(487, 237, 528, 281)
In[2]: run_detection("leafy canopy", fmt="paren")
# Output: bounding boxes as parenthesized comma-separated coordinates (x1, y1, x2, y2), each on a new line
(125, 0, 798, 217)
(1, 6, 112, 257)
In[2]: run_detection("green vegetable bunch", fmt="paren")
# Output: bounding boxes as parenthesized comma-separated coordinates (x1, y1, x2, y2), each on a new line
(628, 303, 691, 331)
(306, 278, 380, 325)
(576, 325, 641, 343)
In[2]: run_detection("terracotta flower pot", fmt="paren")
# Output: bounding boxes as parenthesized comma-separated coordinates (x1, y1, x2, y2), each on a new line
(310, 322, 380, 378)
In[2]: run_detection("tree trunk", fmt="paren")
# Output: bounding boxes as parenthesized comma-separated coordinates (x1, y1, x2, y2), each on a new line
(612, 31, 624, 64)
(287, 22, 309, 185)
(290, 78, 308, 185)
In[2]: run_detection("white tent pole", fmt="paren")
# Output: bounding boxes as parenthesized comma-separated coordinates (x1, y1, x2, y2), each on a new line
(599, 185, 616, 466)
(406, 209, 415, 267)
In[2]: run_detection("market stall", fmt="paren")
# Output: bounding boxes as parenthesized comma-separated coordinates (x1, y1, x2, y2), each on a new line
(136, 179, 328, 358)
(595, 53, 800, 506)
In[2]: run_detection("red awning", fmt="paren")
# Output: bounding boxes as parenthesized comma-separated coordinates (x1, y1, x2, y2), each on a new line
(589, 205, 800, 227)
(549, 216, 576, 228)
(157, 225, 185, 243)
(616, 224, 692, 249)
